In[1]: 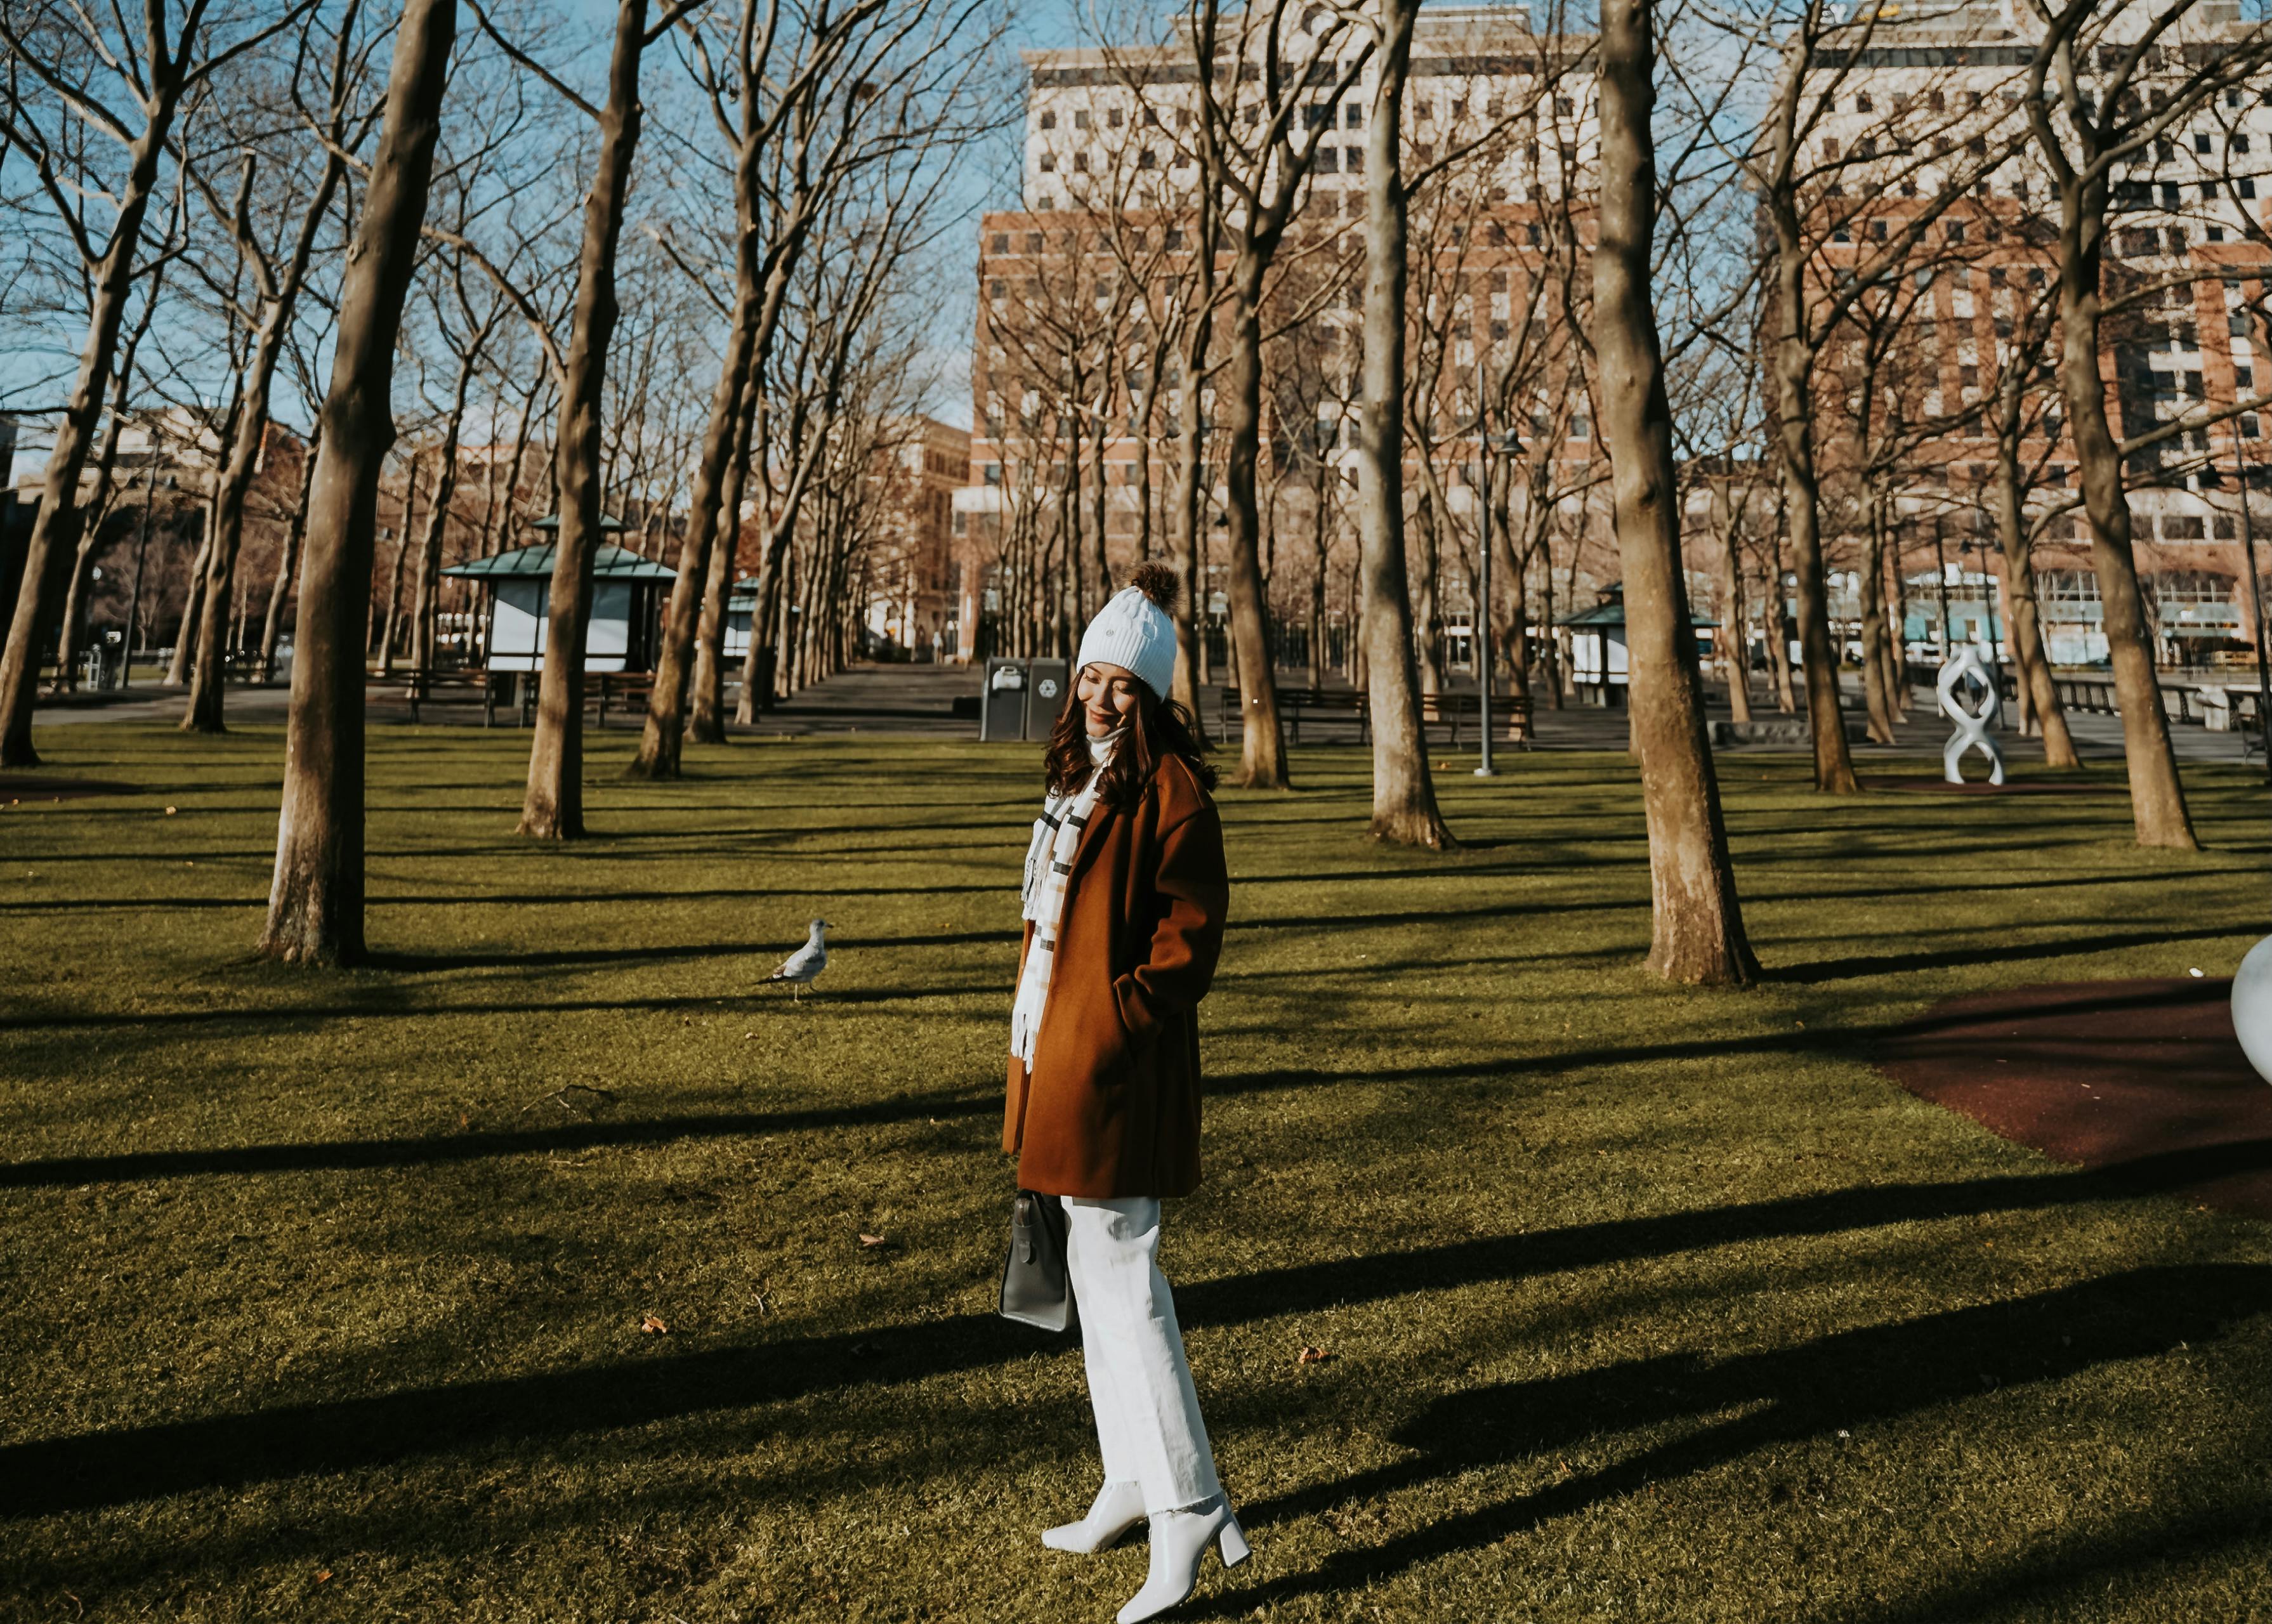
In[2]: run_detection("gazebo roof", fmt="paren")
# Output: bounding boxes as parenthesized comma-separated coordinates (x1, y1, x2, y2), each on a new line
(1558, 599, 1716, 630)
(444, 542, 675, 581)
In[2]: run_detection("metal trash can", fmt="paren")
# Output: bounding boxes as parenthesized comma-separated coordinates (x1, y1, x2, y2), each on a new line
(981, 659, 1027, 741)
(1025, 658, 1070, 740)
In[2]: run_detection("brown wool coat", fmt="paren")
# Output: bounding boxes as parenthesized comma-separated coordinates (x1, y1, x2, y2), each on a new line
(1002, 752, 1229, 1199)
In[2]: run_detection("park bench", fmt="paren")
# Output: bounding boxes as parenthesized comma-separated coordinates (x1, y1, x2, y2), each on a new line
(365, 671, 493, 724)
(363, 669, 654, 728)
(1218, 686, 1533, 747)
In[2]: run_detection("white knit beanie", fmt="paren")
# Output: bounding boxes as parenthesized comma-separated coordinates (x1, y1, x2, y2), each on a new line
(1076, 564, 1181, 700)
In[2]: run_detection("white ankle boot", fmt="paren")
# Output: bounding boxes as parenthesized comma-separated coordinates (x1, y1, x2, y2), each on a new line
(1115, 1498, 1249, 1623)
(1042, 1479, 1146, 1554)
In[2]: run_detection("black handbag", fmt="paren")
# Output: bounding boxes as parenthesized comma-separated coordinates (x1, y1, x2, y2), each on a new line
(998, 1189, 1075, 1332)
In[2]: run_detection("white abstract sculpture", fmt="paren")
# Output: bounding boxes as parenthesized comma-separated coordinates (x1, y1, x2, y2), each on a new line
(1936, 644, 2006, 787)
(2233, 935, 2272, 1085)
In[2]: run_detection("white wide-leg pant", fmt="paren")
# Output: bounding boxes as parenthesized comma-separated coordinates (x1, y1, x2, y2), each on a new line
(1061, 1196, 1223, 1515)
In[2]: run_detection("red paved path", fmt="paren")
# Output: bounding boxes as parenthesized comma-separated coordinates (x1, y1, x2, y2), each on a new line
(1874, 978, 2272, 1219)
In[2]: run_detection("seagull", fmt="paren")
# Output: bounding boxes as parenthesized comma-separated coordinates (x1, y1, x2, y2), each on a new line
(766, 918, 830, 1000)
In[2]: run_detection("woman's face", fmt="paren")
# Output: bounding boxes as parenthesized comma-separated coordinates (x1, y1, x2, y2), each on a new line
(1077, 662, 1143, 738)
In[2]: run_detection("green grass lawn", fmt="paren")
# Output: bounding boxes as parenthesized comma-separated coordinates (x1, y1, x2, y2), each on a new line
(2, 724, 2268, 1623)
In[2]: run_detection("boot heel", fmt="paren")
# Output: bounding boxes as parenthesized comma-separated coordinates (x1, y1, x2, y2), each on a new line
(1218, 1516, 1251, 1568)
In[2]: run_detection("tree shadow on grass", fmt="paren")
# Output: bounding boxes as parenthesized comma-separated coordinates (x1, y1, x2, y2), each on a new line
(1831, 1496, 2272, 1624)
(1193, 1264, 2272, 1616)
(3, 1155, 2266, 1522)
(6, 983, 2259, 1186)
(1774, 923, 2254, 985)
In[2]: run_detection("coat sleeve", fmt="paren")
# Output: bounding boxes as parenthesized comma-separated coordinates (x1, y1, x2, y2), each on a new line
(1112, 797, 1228, 1047)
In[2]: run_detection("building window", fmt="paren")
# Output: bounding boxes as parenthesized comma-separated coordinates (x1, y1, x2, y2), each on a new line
(1166, 227, 1185, 249)
(1315, 146, 1337, 174)
(1108, 107, 1123, 128)
(1039, 110, 1055, 130)
(983, 463, 1001, 486)
(1074, 109, 1090, 130)
(990, 233, 1008, 253)
(2197, 132, 2214, 154)
(1138, 148, 1157, 169)
(2247, 415, 2263, 440)
(1040, 154, 1055, 172)
(1568, 415, 1589, 440)
(1074, 152, 1088, 173)
(1345, 102, 1361, 129)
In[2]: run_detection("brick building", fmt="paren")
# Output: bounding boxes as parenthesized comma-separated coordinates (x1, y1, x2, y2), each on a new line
(957, 3, 1608, 669)
(1799, 0, 2272, 669)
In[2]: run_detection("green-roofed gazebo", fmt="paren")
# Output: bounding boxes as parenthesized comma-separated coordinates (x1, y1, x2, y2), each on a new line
(1556, 587, 1716, 706)
(443, 535, 674, 673)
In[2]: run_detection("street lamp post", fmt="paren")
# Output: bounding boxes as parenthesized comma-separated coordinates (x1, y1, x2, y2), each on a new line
(1473, 418, 1524, 778)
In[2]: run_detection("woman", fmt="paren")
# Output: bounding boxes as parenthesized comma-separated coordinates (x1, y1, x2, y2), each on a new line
(1004, 563, 1245, 1623)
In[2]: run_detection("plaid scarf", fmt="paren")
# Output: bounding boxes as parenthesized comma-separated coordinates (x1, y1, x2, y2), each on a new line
(1011, 732, 1119, 1064)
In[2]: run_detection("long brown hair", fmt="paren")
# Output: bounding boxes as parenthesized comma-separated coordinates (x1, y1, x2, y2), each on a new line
(1045, 679, 1216, 808)
(1042, 565, 1214, 808)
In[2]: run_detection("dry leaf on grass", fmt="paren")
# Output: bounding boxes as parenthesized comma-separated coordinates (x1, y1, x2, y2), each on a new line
(858, 1233, 888, 1248)
(1296, 1346, 1334, 1365)
(315, 1570, 332, 1583)
(640, 1314, 669, 1334)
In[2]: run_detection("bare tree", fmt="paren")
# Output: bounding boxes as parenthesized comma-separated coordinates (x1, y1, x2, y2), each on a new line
(183, 1, 375, 731)
(1184, 0, 1370, 790)
(261, 0, 456, 963)
(1595, 0, 1755, 983)
(0, 0, 311, 765)
(2020, 1, 2272, 847)
(1355, 0, 1448, 846)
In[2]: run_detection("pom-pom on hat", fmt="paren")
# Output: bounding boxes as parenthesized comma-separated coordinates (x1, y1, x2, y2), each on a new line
(1077, 563, 1181, 700)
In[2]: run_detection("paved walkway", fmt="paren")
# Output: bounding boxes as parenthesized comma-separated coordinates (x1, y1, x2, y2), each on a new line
(30, 664, 2262, 764)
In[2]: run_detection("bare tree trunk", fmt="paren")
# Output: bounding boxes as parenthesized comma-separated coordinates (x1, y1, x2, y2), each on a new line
(1859, 492, 1896, 745)
(1221, 251, 1290, 789)
(523, 0, 650, 834)
(1308, 480, 1328, 690)
(166, 518, 214, 687)
(633, 246, 758, 774)
(1764, 115, 1857, 790)
(0, 81, 185, 764)
(1770, 513, 1797, 714)
(1992, 445, 2079, 768)
(1718, 504, 1752, 724)
(690, 377, 756, 743)
(261, 0, 456, 963)
(2053, 181, 2193, 845)
(259, 426, 320, 681)
(409, 377, 475, 676)
(1877, 540, 1907, 723)
(376, 486, 415, 676)
(1357, 0, 1450, 848)
(1087, 390, 1111, 615)
(1412, 478, 1445, 696)
(1168, 204, 1213, 729)
(1594, 0, 1754, 984)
